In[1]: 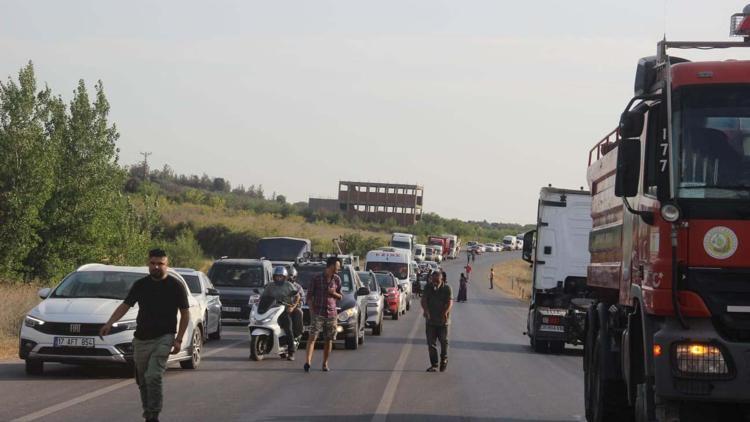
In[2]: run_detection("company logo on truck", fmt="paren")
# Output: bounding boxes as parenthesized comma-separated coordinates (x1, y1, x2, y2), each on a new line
(703, 226, 738, 260)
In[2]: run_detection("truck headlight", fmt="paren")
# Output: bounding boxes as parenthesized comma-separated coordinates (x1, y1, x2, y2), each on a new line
(661, 203, 681, 223)
(24, 315, 46, 328)
(337, 308, 356, 322)
(674, 343, 729, 376)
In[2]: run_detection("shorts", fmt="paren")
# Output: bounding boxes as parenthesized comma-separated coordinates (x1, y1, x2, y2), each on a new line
(309, 315, 337, 341)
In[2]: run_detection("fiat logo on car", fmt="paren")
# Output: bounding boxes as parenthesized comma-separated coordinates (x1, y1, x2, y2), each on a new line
(69, 323, 81, 334)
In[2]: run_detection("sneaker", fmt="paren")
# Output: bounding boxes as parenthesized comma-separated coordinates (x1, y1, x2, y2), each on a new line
(287, 354, 295, 361)
(426, 366, 438, 372)
(440, 360, 448, 372)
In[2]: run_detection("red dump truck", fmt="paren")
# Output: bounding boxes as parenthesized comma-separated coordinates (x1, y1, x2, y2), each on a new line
(583, 6, 750, 421)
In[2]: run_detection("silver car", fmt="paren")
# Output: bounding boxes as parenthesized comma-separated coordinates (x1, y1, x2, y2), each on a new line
(176, 268, 223, 341)
(358, 271, 384, 336)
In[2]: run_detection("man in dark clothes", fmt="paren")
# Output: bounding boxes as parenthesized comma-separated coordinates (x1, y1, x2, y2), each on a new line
(100, 249, 190, 422)
(421, 271, 453, 372)
(261, 266, 301, 360)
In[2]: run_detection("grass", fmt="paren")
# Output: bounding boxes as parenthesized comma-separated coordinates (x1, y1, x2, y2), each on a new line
(489, 259, 532, 300)
(160, 202, 390, 244)
(0, 282, 42, 360)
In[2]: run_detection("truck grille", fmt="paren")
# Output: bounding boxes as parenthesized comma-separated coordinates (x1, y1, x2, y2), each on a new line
(685, 268, 750, 343)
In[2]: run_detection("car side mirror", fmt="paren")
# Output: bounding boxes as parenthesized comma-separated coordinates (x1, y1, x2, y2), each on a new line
(207, 288, 220, 296)
(38, 287, 51, 299)
(357, 287, 370, 296)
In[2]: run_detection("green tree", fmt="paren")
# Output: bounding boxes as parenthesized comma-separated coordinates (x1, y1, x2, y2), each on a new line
(0, 62, 56, 278)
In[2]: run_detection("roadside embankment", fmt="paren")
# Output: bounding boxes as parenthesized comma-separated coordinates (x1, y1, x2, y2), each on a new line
(0, 283, 41, 360)
(490, 259, 532, 300)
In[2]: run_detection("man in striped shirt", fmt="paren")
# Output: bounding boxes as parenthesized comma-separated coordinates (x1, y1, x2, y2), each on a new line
(304, 257, 342, 372)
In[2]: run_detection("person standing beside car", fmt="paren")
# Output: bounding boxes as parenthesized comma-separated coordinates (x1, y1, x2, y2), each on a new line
(304, 257, 342, 372)
(421, 271, 453, 372)
(99, 249, 190, 422)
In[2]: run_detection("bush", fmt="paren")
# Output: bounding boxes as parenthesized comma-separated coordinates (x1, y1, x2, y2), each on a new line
(158, 231, 206, 270)
(195, 224, 260, 259)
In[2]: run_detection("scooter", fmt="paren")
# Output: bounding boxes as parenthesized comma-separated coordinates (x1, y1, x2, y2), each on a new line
(248, 296, 300, 361)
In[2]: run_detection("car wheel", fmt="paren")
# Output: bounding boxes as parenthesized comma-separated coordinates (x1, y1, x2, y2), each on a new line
(372, 316, 383, 335)
(345, 322, 359, 350)
(358, 320, 365, 345)
(249, 335, 268, 361)
(209, 316, 222, 340)
(393, 310, 399, 320)
(203, 313, 210, 342)
(180, 328, 202, 369)
(25, 360, 43, 375)
(406, 298, 411, 311)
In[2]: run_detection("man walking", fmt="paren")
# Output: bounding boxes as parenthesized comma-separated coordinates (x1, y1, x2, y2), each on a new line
(464, 263, 472, 281)
(489, 267, 495, 289)
(100, 249, 190, 422)
(421, 271, 453, 372)
(304, 257, 342, 372)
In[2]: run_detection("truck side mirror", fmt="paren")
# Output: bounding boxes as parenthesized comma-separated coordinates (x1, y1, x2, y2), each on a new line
(614, 138, 641, 198)
(522, 231, 536, 264)
(619, 109, 645, 139)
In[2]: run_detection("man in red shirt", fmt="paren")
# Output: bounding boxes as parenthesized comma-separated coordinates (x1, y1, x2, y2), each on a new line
(464, 263, 472, 281)
(304, 257, 342, 372)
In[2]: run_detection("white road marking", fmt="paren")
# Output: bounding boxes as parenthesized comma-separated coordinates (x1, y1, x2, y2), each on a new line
(10, 339, 244, 422)
(371, 310, 422, 422)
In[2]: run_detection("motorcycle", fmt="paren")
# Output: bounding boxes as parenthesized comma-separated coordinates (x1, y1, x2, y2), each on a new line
(248, 295, 300, 361)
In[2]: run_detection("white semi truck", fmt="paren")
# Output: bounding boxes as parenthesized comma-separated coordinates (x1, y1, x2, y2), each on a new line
(522, 186, 593, 354)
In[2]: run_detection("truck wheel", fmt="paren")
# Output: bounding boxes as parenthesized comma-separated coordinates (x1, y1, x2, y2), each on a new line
(635, 383, 658, 422)
(549, 341, 564, 354)
(588, 332, 632, 422)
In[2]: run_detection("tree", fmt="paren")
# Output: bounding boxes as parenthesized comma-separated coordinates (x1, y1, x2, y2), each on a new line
(275, 194, 286, 204)
(0, 62, 56, 277)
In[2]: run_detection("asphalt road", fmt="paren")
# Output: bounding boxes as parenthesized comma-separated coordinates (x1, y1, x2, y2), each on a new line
(0, 251, 585, 422)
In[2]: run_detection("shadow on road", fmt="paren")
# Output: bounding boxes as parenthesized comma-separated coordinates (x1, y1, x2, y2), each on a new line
(255, 414, 578, 422)
(0, 362, 133, 381)
(451, 297, 522, 307)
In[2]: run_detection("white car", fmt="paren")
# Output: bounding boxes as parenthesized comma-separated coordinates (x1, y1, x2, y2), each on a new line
(175, 268, 223, 341)
(19, 264, 205, 375)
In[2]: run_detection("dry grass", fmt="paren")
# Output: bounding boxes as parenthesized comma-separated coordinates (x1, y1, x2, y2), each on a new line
(160, 202, 389, 243)
(0, 282, 42, 360)
(490, 259, 532, 300)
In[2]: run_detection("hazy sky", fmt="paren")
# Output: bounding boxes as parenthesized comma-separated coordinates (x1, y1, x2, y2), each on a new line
(2, 1, 748, 224)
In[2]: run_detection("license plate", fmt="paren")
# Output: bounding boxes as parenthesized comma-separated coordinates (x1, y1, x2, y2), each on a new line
(54, 337, 95, 347)
(540, 324, 565, 333)
(222, 306, 241, 312)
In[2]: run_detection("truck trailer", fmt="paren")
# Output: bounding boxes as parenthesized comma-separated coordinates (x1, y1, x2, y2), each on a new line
(523, 187, 593, 353)
(582, 6, 750, 421)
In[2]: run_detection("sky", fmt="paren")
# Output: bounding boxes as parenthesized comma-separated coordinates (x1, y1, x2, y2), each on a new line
(2, 0, 749, 224)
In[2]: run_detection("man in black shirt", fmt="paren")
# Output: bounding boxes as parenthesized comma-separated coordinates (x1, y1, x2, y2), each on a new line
(421, 271, 453, 372)
(100, 249, 190, 422)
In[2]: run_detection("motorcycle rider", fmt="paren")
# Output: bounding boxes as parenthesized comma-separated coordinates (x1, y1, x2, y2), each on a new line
(287, 267, 304, 339)
(261, 266, 301, 360)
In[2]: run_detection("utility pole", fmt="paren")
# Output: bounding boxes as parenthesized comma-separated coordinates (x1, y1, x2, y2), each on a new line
(139, 151, 152, 179)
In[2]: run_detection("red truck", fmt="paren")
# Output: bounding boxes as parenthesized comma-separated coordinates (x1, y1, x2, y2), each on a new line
(583, 6, 750, 421)
(427, 236, 449, 260)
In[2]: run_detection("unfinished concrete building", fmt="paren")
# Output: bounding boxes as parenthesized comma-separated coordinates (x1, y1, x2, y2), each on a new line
(338, 181, 423, 226)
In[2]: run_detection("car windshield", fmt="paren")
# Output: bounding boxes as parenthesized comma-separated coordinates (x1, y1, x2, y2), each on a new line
(374, 273, 396, 288)
(181, 274, 202, 294)
(257, 238, 309, 262)
(210, 264, 265, 288)
(51, 271, 143, 299)
(296, 268, 353, 293)
(366, 262, 408, 279)
(675, 84, 750, 199)
(358, 272, 377, 291)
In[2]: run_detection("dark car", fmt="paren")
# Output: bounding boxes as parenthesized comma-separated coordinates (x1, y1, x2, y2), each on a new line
(295, 262, 370, 350)
(256, 237, 311, 262)
(207, 258, 273, 324)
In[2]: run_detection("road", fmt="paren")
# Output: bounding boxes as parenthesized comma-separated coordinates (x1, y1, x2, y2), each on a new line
(0, 252, 585, 422)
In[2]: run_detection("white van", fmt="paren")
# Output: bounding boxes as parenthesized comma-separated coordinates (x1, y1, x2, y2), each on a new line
(366, 247, 413, 309)
(413, 244, 427, 262)
(502, 235, 518, 251)
(390, 233, 414, 252)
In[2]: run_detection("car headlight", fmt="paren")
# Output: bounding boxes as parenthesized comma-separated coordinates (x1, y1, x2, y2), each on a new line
(112, 320, 137, 331)
(24, 315, 46, 328)
(337, 308, 357, 322)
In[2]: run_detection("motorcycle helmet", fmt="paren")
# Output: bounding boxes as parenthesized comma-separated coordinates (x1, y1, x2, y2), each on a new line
(273, 266, 289, 281)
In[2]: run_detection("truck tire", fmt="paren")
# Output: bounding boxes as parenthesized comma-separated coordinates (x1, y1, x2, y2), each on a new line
(588, 331, 632, 422)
